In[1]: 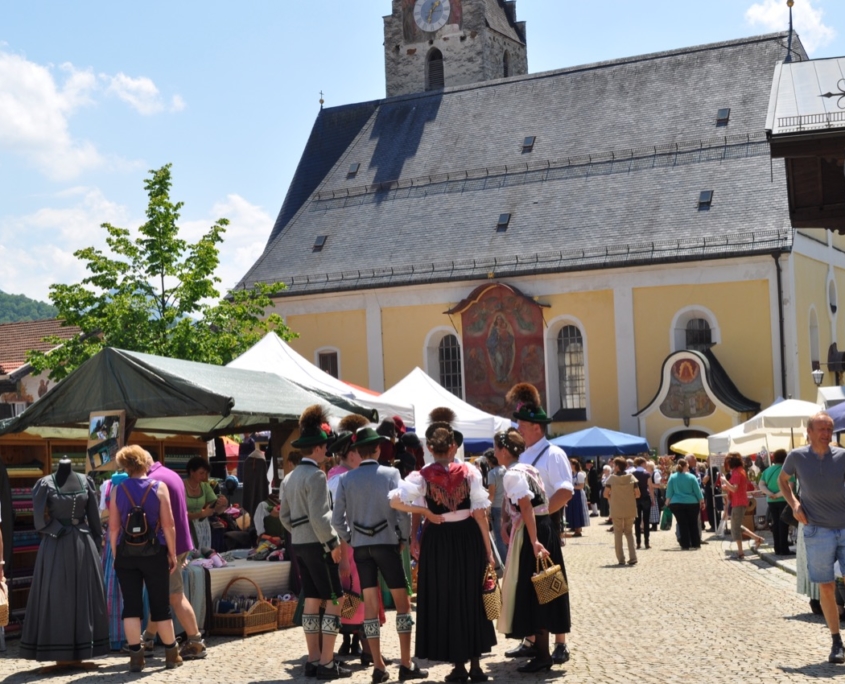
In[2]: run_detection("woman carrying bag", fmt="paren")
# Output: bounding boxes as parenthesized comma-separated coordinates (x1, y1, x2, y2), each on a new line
(494, 428, 569, 675)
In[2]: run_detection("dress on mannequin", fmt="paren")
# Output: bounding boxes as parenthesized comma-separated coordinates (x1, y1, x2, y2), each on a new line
(20, 459, 109, 662)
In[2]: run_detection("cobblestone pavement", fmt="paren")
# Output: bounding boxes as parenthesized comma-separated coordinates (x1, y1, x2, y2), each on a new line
(0, 525, 837, 683)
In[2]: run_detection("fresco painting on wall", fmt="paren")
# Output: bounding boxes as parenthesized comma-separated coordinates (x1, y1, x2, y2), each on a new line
(454, 283, 546, 417)
(659, 358, 716, 420)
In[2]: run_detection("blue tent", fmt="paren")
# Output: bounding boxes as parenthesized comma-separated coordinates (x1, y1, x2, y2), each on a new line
(829, 400, 845, 433)
(549, 426, 650, 457)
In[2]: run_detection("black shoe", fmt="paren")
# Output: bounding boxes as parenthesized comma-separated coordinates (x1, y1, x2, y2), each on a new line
(636, 542, 641, 549)
(505, 640, 537, 658)
(551, 643, 570, 665)
(830, 640, 845, 664)
(468, 667, 488, 682)
(398, 663, 427, 681)
(516, 658, 554, 673)
(444, 666, 468, 683)
(339, 635, 351, 656)
(316, 661, 353, 680)
(305, 661, 320, 678)
(372, 668, 389, 683)
(811, 599, 824, 616)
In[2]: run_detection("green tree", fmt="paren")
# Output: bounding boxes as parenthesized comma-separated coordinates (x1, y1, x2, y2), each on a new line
(27, 164, 292, 380)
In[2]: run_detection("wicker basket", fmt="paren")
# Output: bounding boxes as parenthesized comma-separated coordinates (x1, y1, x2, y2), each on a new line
(531, 556, 568, 605)
(273, 598, 298, 629)
(211, 577, 278, 637)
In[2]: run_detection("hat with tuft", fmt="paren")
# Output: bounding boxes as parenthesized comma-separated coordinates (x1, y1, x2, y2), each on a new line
(291, 404, 333, 448)
(506, 383, 552, 424)
(425, 406, 464, 447)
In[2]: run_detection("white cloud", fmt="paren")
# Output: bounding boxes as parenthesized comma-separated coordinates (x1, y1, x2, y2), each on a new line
(104, 72, 176, 115)
(0, 188, 272, 305)
(0, 187, 132, 301)
(745, 0, 836, 54)
(0, 51, 104, 180)
(0, 49, 186, 181)
(181, 195, 274, 292)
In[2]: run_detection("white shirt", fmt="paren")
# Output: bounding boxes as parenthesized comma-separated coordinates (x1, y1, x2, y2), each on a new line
(519, 437, 574, 499)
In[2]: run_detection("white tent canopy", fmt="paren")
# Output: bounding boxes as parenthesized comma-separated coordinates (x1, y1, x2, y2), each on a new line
(227, 333, 415, 426)
(741, 398, 820, 433)
(707, 398, 819, 456)
(379, 367, 511, 444)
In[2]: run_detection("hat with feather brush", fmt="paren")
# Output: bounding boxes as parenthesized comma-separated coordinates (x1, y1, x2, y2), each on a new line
(506, 383, 552, 424)
(425, 406, 464, 447)
(291, 404, 334, 448)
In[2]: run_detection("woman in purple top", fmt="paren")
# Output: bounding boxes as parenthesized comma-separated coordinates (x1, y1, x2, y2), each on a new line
(109, 445, 180, 672)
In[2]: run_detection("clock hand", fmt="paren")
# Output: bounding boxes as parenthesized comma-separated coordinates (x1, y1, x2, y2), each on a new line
(428, 0, 441, 23)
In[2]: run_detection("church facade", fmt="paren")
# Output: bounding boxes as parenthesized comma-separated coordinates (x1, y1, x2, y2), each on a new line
(239, 0, 845, 452)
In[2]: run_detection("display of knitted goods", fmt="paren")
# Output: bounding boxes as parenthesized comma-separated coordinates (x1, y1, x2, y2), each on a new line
(6, 461, 44, 478)
(214, 594, 261, 614)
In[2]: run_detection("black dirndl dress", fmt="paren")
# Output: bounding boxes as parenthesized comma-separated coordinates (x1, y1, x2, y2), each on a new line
(413, 465, 497, 663)
(508, 514, 571, 638)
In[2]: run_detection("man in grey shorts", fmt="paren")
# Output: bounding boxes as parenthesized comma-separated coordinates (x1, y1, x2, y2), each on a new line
(780, 412, 845, 664)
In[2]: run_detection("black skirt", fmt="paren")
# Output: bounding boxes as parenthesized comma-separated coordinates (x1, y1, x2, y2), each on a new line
(415, 517, 497, 663)
(508, 515, 571, 639)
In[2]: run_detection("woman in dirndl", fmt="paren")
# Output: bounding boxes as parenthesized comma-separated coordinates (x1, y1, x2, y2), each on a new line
(390, 417, 496, 682)
(494, 428, 570, 674)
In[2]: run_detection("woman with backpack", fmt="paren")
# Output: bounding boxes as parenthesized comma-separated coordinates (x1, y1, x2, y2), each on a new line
(108, 445, 181, 672)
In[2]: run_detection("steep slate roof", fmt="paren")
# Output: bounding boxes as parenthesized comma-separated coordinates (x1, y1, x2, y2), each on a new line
(485, 0, 523, 44)
(0, 319, 81, 375)
(240, 32, 803, 297)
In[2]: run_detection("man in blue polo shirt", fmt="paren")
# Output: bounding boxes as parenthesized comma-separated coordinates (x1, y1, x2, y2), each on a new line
(780, 412, 845, 664)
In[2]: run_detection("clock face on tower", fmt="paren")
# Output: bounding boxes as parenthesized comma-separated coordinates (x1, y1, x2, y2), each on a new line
(414, 0, 452, 33)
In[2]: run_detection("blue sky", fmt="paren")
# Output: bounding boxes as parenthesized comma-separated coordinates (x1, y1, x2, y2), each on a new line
(2, 0, 844, 303)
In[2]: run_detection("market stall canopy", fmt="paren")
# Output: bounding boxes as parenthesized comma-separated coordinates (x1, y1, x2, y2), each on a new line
(550, 427, 649, 457)
(826, 400, 845, 433)
(379, 367, 510, 445)
(669, 438, 710, 459)
(817, 386, 845, 410)
(0, 347, 377, 438)
(742, 399, 820, 433)
(227, 332, 413, 426)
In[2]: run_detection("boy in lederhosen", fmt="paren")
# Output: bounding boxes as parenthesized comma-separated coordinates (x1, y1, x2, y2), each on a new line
(331, 427, 427, 683)
(280, 405, 350, 680)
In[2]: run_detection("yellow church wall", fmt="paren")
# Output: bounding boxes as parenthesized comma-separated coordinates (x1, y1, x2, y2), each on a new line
(286, 309, 370, 387)
(381, 304, 462, 388)
(794, 253, 833, 400)
(541, 290, 619, 433)
(632, 281, 775, 412)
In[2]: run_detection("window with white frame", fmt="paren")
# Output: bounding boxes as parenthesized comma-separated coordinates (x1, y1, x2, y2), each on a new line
(556, 325, 586, 421)
(671, 307, 720, 352)
(438, 334, 463, 398)
(318, 351, 339, 379)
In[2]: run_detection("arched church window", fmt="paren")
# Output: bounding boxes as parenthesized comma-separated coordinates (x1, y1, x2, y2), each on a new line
(557, 325, 586, 419)
(503, 51, 510, 78)
(438, 334, 463, 397)
(427, 48, 445, 91)
(685, 318, 712, 351)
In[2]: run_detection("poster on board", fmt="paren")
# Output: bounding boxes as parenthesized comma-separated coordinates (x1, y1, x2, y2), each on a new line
(87, 410, 125, 472)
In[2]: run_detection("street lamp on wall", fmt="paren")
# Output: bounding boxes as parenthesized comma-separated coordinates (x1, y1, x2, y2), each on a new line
(812, 367, 825, 387)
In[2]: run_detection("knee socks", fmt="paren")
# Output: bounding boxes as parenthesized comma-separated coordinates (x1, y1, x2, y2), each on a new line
(302, 613, 321, 634)
(321, 613, 340, 638)
(363, 618, 381, 639)
(396, 613, 414, 634)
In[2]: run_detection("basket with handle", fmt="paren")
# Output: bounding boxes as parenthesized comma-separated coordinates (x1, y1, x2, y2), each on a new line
(481, 563, 501, 621)
(271, 597, 298, 629)
(212, 577, 278, 637)
(531, 555, 568, 605)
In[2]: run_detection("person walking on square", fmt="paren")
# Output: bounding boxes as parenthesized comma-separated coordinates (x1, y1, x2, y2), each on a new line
(495, 428, 569, 674)
(631, 457, 652, 550)
(779, 412, 845, 664)
(759, 449, 791, 556)
(390, 412, 497, 683)
(666, 459, 703, 550)
(506, 383, 573, 666)
(604, 457, 639, 565)
(279, 405, 350, 680)
(332, 426, 428, 683)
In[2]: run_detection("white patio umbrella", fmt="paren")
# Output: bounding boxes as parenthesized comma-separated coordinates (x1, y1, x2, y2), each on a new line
(739, 398, 820, 451)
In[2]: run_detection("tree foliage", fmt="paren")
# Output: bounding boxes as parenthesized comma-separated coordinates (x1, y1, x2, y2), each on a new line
(27, 164, 292, 380)
(0, 291, 57, 324)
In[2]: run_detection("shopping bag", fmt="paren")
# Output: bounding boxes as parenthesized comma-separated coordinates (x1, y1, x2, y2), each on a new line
(660, 506, 673, 531)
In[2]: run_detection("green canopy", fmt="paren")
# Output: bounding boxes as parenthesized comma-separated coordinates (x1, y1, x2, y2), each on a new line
(0, 348, 377, 438)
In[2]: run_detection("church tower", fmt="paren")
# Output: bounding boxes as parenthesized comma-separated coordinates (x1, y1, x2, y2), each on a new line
(384, 0, 528, 98)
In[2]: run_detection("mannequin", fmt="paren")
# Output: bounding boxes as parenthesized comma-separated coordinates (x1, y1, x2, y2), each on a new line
(54, 457, 73, 488)
(20, 458, 109, 669)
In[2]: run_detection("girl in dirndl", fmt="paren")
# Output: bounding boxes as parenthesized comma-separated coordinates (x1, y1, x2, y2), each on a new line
(495, 428, 570, 674)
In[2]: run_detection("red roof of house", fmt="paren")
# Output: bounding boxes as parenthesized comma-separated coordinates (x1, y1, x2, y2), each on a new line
(0, 319, 81, 375)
